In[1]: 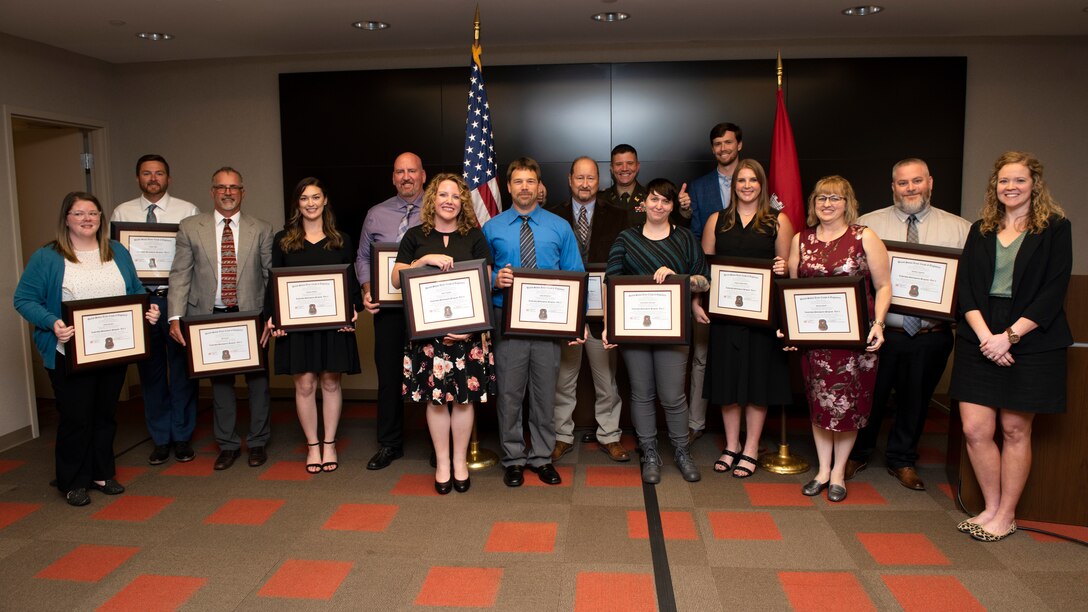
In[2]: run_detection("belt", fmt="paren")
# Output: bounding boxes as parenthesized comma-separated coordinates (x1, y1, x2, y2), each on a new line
(148, 287, 168, 297)
(213, 306, 239, 314)
(887, 323, 948, 335)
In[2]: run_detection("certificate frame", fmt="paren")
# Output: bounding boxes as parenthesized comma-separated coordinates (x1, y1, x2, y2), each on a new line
(883, 240, 961, 322)
(62, 294, 151, 372)
(369, 242, 403, 308)
(584, 264, 607, 321)
(606, 275, 691, 345)
(706, 256, 775, 326)
(502, 268, 588, 339)
(270, 264, 353, 332)
(776, 276, 870, 348)
(109, 221, 180, 285)
(181, 311, 266, 378)
(400, 258, 493, 341)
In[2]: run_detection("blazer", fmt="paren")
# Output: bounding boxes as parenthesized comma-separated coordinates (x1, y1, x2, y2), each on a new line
(956, 216, 1073, 354)
(168, 212, 274, 318)
(545, 199, 628, 265)
(14, 241, 145, 369)
(687, 168, 727, 241)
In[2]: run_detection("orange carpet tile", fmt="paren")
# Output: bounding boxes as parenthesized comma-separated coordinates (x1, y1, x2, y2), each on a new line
(91, 495, 175, 522)
(203, 498, 286, 525)
(484, 521, 558, 553)
(778, 571, 875, 612)
(574, 572, 655, 612)
(35, 544, 140, 582)
(322, 503, 399, 532)
(627, 510, 698, 540)
(0, 501, 41, 529)
(743, 482, 815, 507)
(414, 566, 503, 607)
(584, 465, 641, 487)
(257, 559, 354, 600)
(856, 532, 951, 566)
(882, 574, 985, 611)
(707, 510, 782, 540)
(98, 575, 207, 612)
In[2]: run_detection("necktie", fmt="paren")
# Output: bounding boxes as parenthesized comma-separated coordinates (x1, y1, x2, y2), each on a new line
(902, 214, 921, 336)
(519, 215, 536, 269)
(146, 204, 157, 224)
(576, 205, 590, 260)
(221, 218, 238, 307)
(396, 204, 413, 241)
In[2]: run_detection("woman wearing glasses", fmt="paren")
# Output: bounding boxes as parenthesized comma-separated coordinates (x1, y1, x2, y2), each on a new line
(15, 192, 161, 506)
(786, 176, 890, 502)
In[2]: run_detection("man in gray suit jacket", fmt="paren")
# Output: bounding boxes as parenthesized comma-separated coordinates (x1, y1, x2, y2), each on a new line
(168, 167, 274, 470)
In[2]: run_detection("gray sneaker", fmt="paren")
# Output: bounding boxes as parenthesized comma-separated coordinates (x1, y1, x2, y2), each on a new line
(640, 446, 662, 484)
(675, 446, 701, 482)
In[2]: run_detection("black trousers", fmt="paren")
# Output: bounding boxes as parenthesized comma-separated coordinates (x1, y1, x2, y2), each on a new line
(47, 352, 127, 492)
(373, 308, 407, 449)
(851, 327, 954, 468)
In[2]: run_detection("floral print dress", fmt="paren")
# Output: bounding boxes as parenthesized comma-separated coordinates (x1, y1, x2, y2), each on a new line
(403, 331, 496, 406)
(797, 224, 878, 432)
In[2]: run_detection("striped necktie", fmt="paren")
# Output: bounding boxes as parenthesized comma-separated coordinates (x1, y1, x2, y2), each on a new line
(519, 215, 536, 269)
(902, 214, 921, 336)
(576, 205, 590, 259)
(221, 218, 238, 307)
(146, 204, 157, 224)
(396, 204, 413, 241)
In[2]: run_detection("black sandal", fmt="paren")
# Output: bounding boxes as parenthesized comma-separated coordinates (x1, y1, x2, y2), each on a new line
(732, 454, 758, 479)
(305, 442, 322, 474)
(714, 449, 740, 473)
(321, 440, 339, 473)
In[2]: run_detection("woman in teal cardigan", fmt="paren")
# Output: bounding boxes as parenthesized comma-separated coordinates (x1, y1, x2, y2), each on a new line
(14, 192, 160, 507)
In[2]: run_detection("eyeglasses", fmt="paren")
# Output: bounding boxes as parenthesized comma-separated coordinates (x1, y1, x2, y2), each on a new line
(815, 195, 845, 204)
(68, 211, 102, 219)
(212, 184, 244, 193)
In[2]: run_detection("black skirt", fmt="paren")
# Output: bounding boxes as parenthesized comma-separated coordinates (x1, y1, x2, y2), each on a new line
(274, 329, 361, 376)
(949, 297, 1067, 413)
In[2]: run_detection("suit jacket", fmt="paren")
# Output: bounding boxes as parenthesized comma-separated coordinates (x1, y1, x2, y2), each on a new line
(956, 216, 1072, 354)
(545, 199, 628, 265)
(168, 211, 274, 318)
(688, 168, 727, 241)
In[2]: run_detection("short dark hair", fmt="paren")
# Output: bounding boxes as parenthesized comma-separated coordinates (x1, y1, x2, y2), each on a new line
(709, 122, 743, 144)
(506, 157, 541, 182)
(211, 166, 244, 184)
(645, 178, 678, 203)
(610, 144, 638, 159)
(136, 154, 170, 176)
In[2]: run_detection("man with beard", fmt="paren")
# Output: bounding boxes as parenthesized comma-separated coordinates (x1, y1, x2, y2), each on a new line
(111, 155, 201, 465)
(847, 158, 970, 490)
(679, 123, 743, 443)
(599, 144, 689, 228)
(356, 152, 425, 470)
(483, 157, 584, 487)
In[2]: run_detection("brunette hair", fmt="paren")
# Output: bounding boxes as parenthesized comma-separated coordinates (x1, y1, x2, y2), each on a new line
(279, 177, 345, 252)
(717, 159, 778, 235)
(53, 191, 113, 263)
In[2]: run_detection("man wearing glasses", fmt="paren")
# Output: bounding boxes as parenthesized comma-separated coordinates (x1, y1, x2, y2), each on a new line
(168, 167, 274, 471)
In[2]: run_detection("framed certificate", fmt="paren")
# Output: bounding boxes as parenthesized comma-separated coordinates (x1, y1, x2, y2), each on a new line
(585, 264, 606, 321)
(110, 222, 180, 285)
(400, 259, 493, 341)
(706, 256, 775, 326)
(502, 268, 588, 339)
(883, 240, 961, 321)
(606, 275, 691, 344)
(370, 242, 402, 307)
(62, 294, 151, 372)
(181, 311, 266, 378)
(776, 276, 869, 348)
(270, 264, 353, 332)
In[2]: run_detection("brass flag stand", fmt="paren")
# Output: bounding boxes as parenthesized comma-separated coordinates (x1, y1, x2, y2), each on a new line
(760, 405, 809, 474)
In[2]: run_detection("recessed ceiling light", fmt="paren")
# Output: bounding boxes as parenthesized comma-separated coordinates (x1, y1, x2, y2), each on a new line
(842, 6, 883, 16)
(352, 21, 390, 31)
(135, 32, 173, 41)
(592, 12, 629, 22)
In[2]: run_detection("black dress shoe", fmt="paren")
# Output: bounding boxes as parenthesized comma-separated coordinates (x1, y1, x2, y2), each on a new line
(173, 440, 195, 463)
(503, 465, 524, 487)
(528, 463, 562, 485)
(214, 449, 241, 471)
(453, 476, 471, 493)
(435, 478, 453, 495)
(148, 444, 171, 465)
(248, 446, 267, 467)
(65, 488, 90, 507)
(367, 446, 404, 470)
(90, 479, 125, 495)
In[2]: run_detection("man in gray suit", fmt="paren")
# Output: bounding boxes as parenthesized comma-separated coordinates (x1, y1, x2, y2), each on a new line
(168, 167, 274, 470)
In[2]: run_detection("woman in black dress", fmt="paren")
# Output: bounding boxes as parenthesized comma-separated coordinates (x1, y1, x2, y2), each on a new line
(696, 160, 793, 478)
(267, 178, 361, 474)
(950, 152, 1072, 542)
(393, 173, 495, 494)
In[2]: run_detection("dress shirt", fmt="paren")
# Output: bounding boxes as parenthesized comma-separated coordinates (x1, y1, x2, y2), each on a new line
(482, 204, 585, 308)
(717, 171, 733, 210)
(857, 204, 971, 329)
(110, 192, 201, 224)
(571, 199, 596, 224)
(354, 193, 424, 283)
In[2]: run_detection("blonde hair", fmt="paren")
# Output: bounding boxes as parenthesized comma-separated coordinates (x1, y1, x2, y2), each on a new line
(979, 151, 1065, 235)
(805, 175, 859, 227)
(420, 173, 479, 235)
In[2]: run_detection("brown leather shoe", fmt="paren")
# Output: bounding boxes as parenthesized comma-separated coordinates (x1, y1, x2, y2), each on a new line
(687, 428, 704, 446)
(551, 441, 573, 462)
(888, 466, 925, 490)
(844, 459, 867, 481)
(600, 441, 631, 462)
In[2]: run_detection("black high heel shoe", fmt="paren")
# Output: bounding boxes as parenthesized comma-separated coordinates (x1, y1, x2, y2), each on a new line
(453, 475, 471, 493)
(435, 477, 453, 495)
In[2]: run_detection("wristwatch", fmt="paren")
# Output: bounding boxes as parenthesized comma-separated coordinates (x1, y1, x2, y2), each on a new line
(1005, 327, 1020, 344)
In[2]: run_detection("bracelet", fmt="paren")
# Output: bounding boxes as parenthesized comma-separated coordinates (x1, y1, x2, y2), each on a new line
(870, 320, 885, 329)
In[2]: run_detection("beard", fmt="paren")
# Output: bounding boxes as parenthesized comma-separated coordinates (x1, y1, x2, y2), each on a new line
(893, 192, 930, 215)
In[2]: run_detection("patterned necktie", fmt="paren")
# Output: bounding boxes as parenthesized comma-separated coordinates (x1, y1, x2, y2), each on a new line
(576, 205, 590, 260)
(396, 204, 412, 241)
(221, 218, 238, 307)
(519, 215, 537, 269)
(146, 204, 157, 224)
(902, 214, 921, 336)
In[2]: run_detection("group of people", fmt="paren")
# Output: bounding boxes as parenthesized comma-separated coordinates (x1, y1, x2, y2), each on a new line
(14, 125, 1072, 543)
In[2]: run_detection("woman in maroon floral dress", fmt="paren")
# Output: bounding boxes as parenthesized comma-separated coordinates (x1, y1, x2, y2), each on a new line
(786, 176, 890, 502)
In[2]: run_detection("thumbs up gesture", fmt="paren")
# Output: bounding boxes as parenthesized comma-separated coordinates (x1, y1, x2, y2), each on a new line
(678, 183, 691, 210)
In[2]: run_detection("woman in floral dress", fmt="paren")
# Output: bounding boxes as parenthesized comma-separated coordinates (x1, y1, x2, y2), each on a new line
(787, 176, 890, 502)
(393, 173, 495, 494)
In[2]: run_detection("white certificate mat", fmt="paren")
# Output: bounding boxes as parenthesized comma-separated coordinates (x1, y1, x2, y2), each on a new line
(110, 222, 180, 283)
(183, 311, 265, 377)
(793, 293, 852, 333)
(271, 265, 351, 331)
(80, 311, 136, 355)
(777, 276, 868, 347)
(502, 269, 587, 338)
(64, 294, 150, 370)
(286, 279, 338, 318)
(883, 240, 961, 321)
(607, 276, 689, 344)
(401, 259, 492, 341)
(198, 325, 253, 365)
(419, 277, 477, 324)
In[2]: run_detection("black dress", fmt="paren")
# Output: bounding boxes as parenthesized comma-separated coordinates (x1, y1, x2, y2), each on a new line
(704, 211, 792, 407)
(396, 226, 496, 405)
(269, 231, 362, 375)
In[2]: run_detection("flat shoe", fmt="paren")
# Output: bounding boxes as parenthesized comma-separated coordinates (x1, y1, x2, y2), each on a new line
(802, 479, 829, 496)
(731, 454, 758, 479)
(971, 522, 1017, 542)
(90, 479, 125, 495)
(714, 449, 739, 473)
(827, 484, 847, 502)
(65, 488, 90, 506)
(434, 478, 453, 495)
(956, 519, 980, 534)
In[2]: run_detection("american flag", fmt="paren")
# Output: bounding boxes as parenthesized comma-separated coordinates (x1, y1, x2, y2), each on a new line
(463, 43, 501, 224)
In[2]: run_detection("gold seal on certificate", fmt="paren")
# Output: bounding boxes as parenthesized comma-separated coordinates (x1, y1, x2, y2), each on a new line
(883, 240, 961, 321)
(110, 222, 180, 285)
(181, 311, 266, 378)
(776, 276, 869, 348)
(271, 265, 353, 332)
(62, 294, 151, 372)
(606, 275, 691, 344)
(400, 259, 493, 341)
(706, 256, 775, 326)
(501, 269, 587, 340)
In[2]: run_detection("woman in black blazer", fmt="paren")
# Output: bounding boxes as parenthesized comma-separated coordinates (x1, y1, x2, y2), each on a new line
(950, 151, 1072, 542)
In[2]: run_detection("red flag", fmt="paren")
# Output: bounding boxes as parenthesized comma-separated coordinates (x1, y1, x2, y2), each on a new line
(462, 39, 501, 225)
(769, 88, 804, 231)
